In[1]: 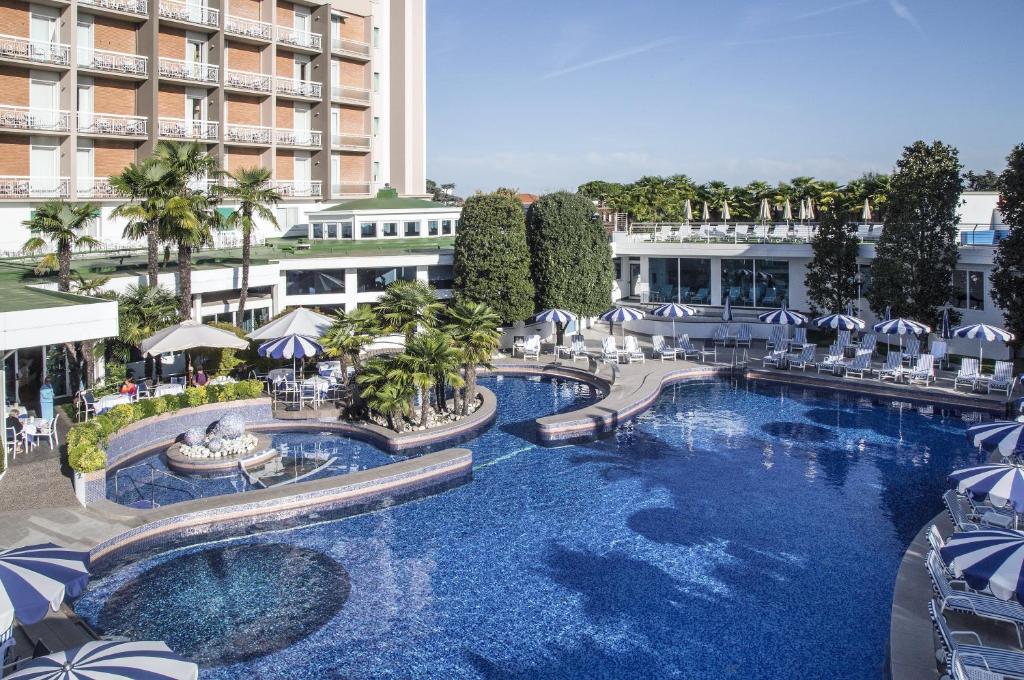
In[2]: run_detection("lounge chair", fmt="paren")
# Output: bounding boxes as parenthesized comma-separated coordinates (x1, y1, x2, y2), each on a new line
(787, 345, 817, 370)
(954, 358, 982, 392)
(678, 334, 715, 363)
(734, 224, 753, 241)
(876, 351, 903, 382)
(766, 326, 784, 351)
(761, 349, 787, 369)
(907, 354, 935, 386)
(736, 324, 752, 348)
(857, 333, 877, 356)
(712, 324, 729, 346)
(902, 336, 921, 366)
(841, 350, 873, 378)
(600, 337, 619, 364)
(927, 552, 1024, 648)
(522, 334, 541, 361)
(559, 335, 588, 362)
(793, 327, 812, 349)
(983, 361, 1016, 397)
(752, 224, 770, 241)
(931, 340, 949, 369)
(622, 336, 645, 363)
(691, 287, 710, 304)
(943, 489, 980, 532)
(929, 600, 1024, 679)
(817, 345, 843, 374)
(651, 335, 676, 361)
(837, 329, 851, 349)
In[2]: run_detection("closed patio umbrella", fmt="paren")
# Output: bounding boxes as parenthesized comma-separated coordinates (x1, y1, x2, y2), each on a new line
(941, 308, 952, 340)
(806, 197, 816, 221)
(721, 200, 731, 223)
(701, 201, 710, 223)
(722, 296, 733, 322)
(247, 307, 334, 341)
(758, 198, 771, 223)
(861, 198, 872, 222)
(798, 199, 808, 222)
(683, 199, 693, 224)
(782, 198, 793, 223)
(7, 640, 198, 680)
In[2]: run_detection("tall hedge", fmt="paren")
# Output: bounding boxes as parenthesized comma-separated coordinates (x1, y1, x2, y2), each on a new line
(990, 144, 1024, 358)
(453, 189, 534, 324)
(526, 191, 613, 318)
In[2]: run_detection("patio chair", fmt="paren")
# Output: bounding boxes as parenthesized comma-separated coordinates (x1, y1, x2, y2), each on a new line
(857, 333, 877, 356)
(817, 345, 843, 374)
(600, 337, 619, 364)
(5, 426, 23, 459)
(691, 287, 710, 304)
(836, 329, 851, 348)
(712, 324, 729, 346)
(622, 336, 645, 363)
(558, 335, 588, 362)
(787, 345, 817, 371)
(736, 324, 752, 348)
(901, 336, 921, 366)
(793, 327, 812, 349)
(752, 224, 769, 241)
(929, 600, 1024, 679)
(954, 358, 982, 392)
(651, 335, 676, 361)
(522, 335, 541, 361)
(766, 326, 784, 351)
(841, 350, 873, 378)
(907, 354, 935, 386)
(675, 335, 699, 361)
(761, 349, 787, 369)
(930, 340, 949, 369)
(136, 379, 152, 399)
(733, 224, 753, 241)
(983, 361, 1016, 397)
(875, 351, 903, 382)
(927, 551, 1024, 648)
(35, 417, 58, 449)
(77, 390, 96, 421)
(678, 334, 715, 362)
(300, 379, 321, 409)
(943, 489, 980, 533)
(278, 381, 301, 410)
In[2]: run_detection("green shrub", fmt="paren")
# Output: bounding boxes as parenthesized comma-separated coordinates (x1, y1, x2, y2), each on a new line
(183, 386, 207, 408)
(104, 404, 138, 431)
(68, 442, 106, 473)
(217, 383, 237, 402)
(235, 380, 264, 400)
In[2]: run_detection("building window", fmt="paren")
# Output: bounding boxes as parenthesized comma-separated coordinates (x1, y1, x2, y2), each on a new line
(373, 26, 380, 47)
(340, 222, 353, 239)
(311, 223, 324, 239)
(372, 161, 380, 182)
(373, 72, 380, 92)
(953, 270, 985, 310)
(428, 265, 454, 289)
(356, 266, 416, 292)
(649, 258, 711, 304)
(286, 269, 346, 296)
(428, 220, 439, 236)
(326, 223, 337, 239)
(721, 259, 755, 307)
(382, 222, 398, 237)
(373, 116, 380, 136)
(405, 221, 420, 236)
(613, 259, 622, 280)
(360, 222, 376, 238)
(441, 219, 453, 235)
(753, 260, 789, 307)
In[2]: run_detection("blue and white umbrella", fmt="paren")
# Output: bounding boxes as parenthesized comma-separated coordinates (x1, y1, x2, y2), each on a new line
(258, 334, 322, 360)
(813, 313, 866, 331)
(534, 309, 575, 325)
(7, 640, 198, 680)
(940, 529, 1024, 601)
(949, 464, 1024, 514)
(873, 318, 931, 336)
(600, 306, 644, 339)
(757, 307, 808, 326)
(953, 323, 1016, 364)
(941, 308, 952, 340)
(966, 421, 1024, 459)
(653, 303, 697, 339)
(0, 543, 90, 635)
(722, 296, 733, 322)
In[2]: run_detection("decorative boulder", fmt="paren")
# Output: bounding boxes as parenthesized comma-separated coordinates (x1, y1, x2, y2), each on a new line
(207, 437, 225, 454)
(183, 427, 206, 447)
(215, 414, 246, 440)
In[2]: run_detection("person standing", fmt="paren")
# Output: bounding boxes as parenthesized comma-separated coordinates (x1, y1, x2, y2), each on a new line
(39, 376, 54, 421)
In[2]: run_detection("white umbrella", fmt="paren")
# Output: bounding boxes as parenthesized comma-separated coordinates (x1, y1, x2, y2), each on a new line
(721, 200, 731, 222)
(807, 197, 816, 221)
(758, 198, 771, 223)
(683, 199, 693, 223)
(782, 198, 793, 223)
(141, 321, 248, 356)
(798, 199, 808, 222)
(247, 307, 334, 340)
(861, 198, 872, 222)
(701, 202, 710, 223)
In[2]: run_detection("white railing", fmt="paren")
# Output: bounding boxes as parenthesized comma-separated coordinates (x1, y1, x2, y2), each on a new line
(275, 76, 321, 98)
(275, 129, 321, 147)
(77, 112, 147, 136)
(272, 180, 321, 198)
(331, 182, 370, 196)
(78, 47, 147, 76)
(78, 0, 148, 15)
(331, 133, 370, 150)
(77, 177, 122, 199)
(0, 34, 70, 66)
(331, 37, 370, 58)
(225, 124, 271, 144)
(0, 105, 70, 132)
(159, 57, 218, 83)
(158, 117, 218, 140)
(0, 176, 70, 199)
(276, 27, 321, 51)
(225, 68, 272, 93)
(159, 0, 219, 26)
(331, 85, 370, 105)
(225, 15, 272, 41)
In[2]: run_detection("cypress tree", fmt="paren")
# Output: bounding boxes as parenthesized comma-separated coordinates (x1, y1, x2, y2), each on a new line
(803, 200, 860, 314)
(990, 144, 1024, 361)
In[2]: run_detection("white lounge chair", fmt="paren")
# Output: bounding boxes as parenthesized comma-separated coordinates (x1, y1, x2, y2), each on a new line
(836, 329, 851, 348)
(787, 345, 817, 370)
(927, 551, 1024, 648)
(983, 360, 1016, 397)
(762, 349, 787, 368)
(678, 334, 715, 362)
(929, 600, 1024, 680)
(600, 337, 619, 364)
(907, 354, 935, 386)
(817, 345, 843, 374)
(766, 326, 784, 351)
(559, 335, 588, 362)
(736, 324, 752, 347)
(622, 336, 645, 363)
(651, 335, 676, 361)
(522, 334, 541, 361)
(930, 340, 949, 369)
(954, 358, 981, 392)
(876, 351, 903, 382)
(901, 336, 921, 366)
(841, 350, 873, 378)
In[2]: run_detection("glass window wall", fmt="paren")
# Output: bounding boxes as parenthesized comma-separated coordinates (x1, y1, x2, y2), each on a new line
(754, 260, 789, 307)
(286, 269, 346, 296)
(356, 266, 416, 293)
(428, 265, 454, 289)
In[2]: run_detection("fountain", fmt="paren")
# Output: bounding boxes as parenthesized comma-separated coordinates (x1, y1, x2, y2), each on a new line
(165, 415, 277, 475)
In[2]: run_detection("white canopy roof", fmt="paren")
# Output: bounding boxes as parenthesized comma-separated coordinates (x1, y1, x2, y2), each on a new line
(247, 307, 334, 341)
(141, 320, 248, 356)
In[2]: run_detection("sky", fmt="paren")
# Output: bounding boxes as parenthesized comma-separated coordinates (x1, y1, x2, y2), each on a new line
(425, 0, 1024, 195)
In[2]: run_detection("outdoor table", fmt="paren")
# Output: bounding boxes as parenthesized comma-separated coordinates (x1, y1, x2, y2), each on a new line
(208, 375, 236, 386)
(154, 384, 184, 397)
(96, 393, 132, 414)
(983, 511, 1015, 529)
(268, 368, 294, 382)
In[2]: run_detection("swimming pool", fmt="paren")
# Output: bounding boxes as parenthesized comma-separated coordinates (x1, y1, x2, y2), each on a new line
(75, 375, 986, 678)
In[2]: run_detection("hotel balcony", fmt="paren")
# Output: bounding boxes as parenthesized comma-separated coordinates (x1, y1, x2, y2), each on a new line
(159, 57, 218, 84)
(77, 47, 147, 78)
(158, 0, 219, 28)
(225, 123, 271, 145)
(275, 76, 321, 100)
(77, 0, 148, 20)
(157, 117, 218, 140)
(77, 177, 123, 199)
(0, 105, 70, 134)
(224, 69, 272, 94)
(0, 35, 70, 69)
(77, 112, 147, 138)
(331, 37, 370, 61)
(331, 182, 370, 196)
(272, 179, 321, 198)
(275, 28, 321, 53)
(275, 129, 321, 148)
(225, 15, 272, 43)
(331, 132, 370, 151)
(331, 85, 370, 107)
(0, 176, 69, 199)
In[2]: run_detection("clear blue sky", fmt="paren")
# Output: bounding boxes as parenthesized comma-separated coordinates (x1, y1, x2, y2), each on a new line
(425, 0, 1024, 195)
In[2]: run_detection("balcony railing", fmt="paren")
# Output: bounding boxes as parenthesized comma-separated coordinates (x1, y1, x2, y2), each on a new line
(78, 47, 147, 76)
(272, 180, 321, 198)
(0, 176, 69, 199)
(225, 69, 272, 93)
(159, 0, 218, 26)
(276, 27, 321, 51)
(158, 117, 218, 140)
(77, 177, 122, 199)
(225, 124, 271, 144)
(159, 57, 218, 83)
(331, 182, 371, 196)
(0, 34, 70, 66)
(225, 15, 272, 41)
(0, 105, 70, 132)
(331, 133, 370, 151)
(331, 37, 370, 58)
(275, 129, 321, 147)
(275, 76, 320, 98)
(77, 112, 147, 136)
(78, 0, 148, 16)
(331, 85, 370, 105)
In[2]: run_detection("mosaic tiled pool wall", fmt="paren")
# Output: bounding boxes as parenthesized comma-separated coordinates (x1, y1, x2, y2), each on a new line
(89, 449, 473, 575)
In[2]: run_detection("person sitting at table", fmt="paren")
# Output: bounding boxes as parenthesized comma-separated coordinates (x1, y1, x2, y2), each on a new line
(6, 407, 23, 436)
(194, 368, 209, 387)
(119, 378, 137, 397)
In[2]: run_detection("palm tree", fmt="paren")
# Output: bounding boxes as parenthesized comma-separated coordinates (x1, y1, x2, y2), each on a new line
(321, 306, 380, 382)
(71, 272, 112, 296)
(356, 357, 413, 431)
(217, 166, 281, 328)
(115, 284, 178, 381)
(21, 200, 101, 292)
(398, 331, 464, 425)
(446, 301, 501, 415)
(376, 280, 442, 344)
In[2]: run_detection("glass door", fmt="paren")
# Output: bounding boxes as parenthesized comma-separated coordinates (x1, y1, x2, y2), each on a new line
(76, 140, 93, 195)
(185, 35, 205, 80)
(76, 15, 93, 67)
(29, 71, 59, 129)
(294, 103, 310, 145)
(294, 151, 311, 194)
(30, 7, 58, 61)
(30, 138, 59, 195)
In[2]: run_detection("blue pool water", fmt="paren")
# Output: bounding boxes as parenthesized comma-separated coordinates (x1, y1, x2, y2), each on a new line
(76, 376, 987, 678)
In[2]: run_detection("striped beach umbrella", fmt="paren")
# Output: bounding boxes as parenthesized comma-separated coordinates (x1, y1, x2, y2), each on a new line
(953, 323, 1016, 364)
(873, 318, 931, 336)
(757, 307, 808, 326)
(599, 306, 645, 339)
(722, 296, 733, 322)
(940, 529, 1024, 601)
(534, 309, 575, 325)
(949, 464, 1024, 514)
(0, 544, 90, 635)
(653, 303, 697, 339)
(966, 421, 1024, 459)
(941, 308, 952, 340)
(257, 334, 322, 360)
(7, 640, 198, 680)
(813, 313, 866, 331)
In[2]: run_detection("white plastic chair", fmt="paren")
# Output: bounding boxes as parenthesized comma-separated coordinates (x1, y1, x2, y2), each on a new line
(651, 335, 676, 361)
(622, 336, 645, 363)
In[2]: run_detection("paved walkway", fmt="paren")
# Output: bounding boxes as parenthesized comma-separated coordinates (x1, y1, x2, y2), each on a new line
(0, 413, 77, 514)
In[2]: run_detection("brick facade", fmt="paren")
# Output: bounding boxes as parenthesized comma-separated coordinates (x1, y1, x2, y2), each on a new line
(158, 27, 187, 60)
(226, 42, 262, 73)
(339, 13, 366, 41)
(94, 78, 136, 115)
(230, 0, 261, 21)
(274, 99, 293, 128)
(275, 149, 292, 180)
(275, 0, 293, 29)
(339, 58, 367, 87)
(226, 146, 263, 170)
(93, 15, 137, 53)
(158, 86, 187, 119)
(0, 65, 29, 106)
(0, 0, 29, 39)
(226, 94, 261, 125)
(94, 139, 136, 176)
(339, 151, 368, 182)
(0, 138, 29, 175)
(340, 106, 366, 134)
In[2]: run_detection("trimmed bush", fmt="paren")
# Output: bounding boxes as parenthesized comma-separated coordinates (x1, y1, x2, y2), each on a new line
(184, 386, 208, 408)
(235, 380, 263, 400)
(217, 382, 237, 402)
